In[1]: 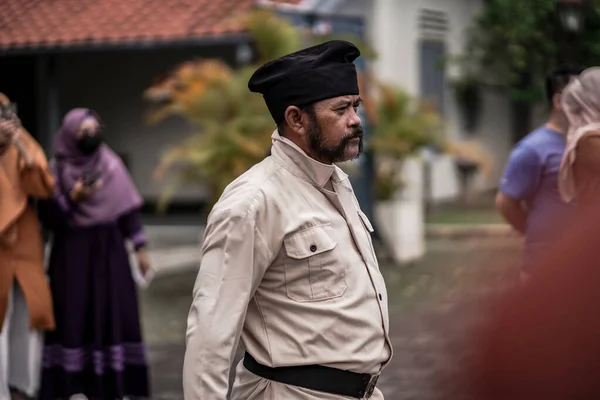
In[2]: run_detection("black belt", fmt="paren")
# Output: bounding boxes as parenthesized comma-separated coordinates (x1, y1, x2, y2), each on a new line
(243, 352, 379, 399)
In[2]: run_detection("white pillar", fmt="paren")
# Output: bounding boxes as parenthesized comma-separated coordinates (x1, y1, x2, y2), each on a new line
(375, 157, 426, 265)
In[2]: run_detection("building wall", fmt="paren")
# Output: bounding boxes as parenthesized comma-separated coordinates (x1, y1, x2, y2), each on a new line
(47, 0, 516, 205)
(54, 45, 238, 201)
(365, 0, 513, 201)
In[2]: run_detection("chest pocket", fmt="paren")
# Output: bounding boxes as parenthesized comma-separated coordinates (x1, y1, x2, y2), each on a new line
(283, 224, 347, 302)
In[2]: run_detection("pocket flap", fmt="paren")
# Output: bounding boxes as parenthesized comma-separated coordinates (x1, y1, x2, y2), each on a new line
(283, 224, 338, 259)
(358, 210, 374, 233)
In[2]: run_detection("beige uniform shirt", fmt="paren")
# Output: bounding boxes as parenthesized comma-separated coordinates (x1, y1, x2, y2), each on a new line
(183, 131, 393, 400)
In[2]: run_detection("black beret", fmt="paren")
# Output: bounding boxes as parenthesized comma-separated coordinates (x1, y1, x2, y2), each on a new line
(248, 40, 361, 124)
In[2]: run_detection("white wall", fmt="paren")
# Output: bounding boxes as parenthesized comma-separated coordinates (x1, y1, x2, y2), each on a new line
(55, 45, 237, 201)
(366, 0, 513, 201)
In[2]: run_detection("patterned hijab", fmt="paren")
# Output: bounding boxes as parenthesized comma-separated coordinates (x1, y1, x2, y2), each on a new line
(52, 108, 143, 226)
(559, 67, 600, 203)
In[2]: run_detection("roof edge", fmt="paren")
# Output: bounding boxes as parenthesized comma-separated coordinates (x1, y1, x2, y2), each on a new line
(0, 33, 252, 57)
(255, 0, 364, 23)
(255, 0, 315, 11)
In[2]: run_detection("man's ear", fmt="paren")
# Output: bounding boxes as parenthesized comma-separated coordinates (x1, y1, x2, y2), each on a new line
(553, 92, 562, 111)
(283, 106, 306, 135)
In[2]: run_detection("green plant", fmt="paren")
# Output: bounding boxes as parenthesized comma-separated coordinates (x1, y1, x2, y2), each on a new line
(150, 63, 274, 209)
(245, 9, 302, 64)
(368, 83, 442, 201)
(144, 9, 440, 209)
(453, 0, 600, 139)
(460, 0, 559, 101)
(144, 9, 373, 210)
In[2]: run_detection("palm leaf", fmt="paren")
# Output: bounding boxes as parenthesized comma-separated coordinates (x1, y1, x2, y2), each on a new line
(144, 10, 445, 207)
(366, 82, 442, 200)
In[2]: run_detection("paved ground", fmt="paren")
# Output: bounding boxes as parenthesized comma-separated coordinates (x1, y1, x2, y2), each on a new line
(140, 236, 522, 399)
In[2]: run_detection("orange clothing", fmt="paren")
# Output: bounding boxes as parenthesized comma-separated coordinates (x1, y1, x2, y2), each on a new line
(0, 130, 55, 332)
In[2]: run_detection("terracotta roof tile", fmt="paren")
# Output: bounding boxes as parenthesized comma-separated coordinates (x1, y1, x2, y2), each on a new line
(0, 0, 303, 51)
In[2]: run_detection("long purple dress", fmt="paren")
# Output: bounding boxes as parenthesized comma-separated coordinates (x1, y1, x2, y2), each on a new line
(37, 193, 150, 399)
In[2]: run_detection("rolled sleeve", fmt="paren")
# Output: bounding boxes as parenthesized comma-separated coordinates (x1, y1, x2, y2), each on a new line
(499, 145, 542, 201)
(182, 207, 272, 400)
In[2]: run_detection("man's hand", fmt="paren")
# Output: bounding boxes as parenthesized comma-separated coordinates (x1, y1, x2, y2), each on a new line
(0, 117, 33, 167)
(12, 130, 34, 167)
(0, 93, 20, 156)
(69, 179, 103, 202)
(0, 119, 18, 156)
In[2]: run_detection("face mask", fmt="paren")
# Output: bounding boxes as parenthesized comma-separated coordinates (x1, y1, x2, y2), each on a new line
(77, 133, 103, 155)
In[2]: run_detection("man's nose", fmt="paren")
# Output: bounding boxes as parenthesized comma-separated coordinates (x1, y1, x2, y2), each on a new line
(348, 108, 361, 127)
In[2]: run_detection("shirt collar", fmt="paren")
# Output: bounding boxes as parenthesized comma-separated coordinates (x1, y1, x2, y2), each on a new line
(270, 130, 349, 189)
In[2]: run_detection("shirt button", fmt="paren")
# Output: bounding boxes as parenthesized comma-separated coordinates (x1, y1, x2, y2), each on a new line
(310, 244, 317, 252)
(378, 294, 383, 301)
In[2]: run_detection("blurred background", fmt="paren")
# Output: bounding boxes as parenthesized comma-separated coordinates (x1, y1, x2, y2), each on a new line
(1, 0, 596, 398)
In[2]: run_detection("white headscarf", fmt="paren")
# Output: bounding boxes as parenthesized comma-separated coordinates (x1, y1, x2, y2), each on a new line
(559, 67, 600, 203)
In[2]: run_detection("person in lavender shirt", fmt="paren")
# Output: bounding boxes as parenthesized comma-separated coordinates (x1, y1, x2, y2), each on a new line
(496, 67, 583, 281)
(37, 108, 151, 400)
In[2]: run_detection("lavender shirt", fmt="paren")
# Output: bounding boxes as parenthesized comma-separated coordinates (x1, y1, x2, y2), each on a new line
(499, 125, 576, 269)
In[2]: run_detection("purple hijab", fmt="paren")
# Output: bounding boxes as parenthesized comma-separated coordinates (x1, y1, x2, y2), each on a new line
(51, 108, 143, 227)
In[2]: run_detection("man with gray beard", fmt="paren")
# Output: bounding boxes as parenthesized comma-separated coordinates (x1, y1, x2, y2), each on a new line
(183, 40, 392, 400)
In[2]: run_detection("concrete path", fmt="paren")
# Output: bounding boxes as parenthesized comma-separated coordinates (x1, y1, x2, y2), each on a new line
(144, 225, 204, 277)
(426, 223, 515, 239)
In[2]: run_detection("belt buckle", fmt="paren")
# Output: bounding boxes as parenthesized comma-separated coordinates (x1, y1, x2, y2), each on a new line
(363, 374, 379, 399)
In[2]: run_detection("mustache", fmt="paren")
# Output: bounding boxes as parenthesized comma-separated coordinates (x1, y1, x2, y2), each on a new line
(343, 126, 364, 141)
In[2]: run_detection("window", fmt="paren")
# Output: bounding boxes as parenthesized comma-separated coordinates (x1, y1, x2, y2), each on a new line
(418, 9, 448, 116)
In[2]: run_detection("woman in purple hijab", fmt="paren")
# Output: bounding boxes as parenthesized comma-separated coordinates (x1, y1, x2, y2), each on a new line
(37, 108, 151, 400)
